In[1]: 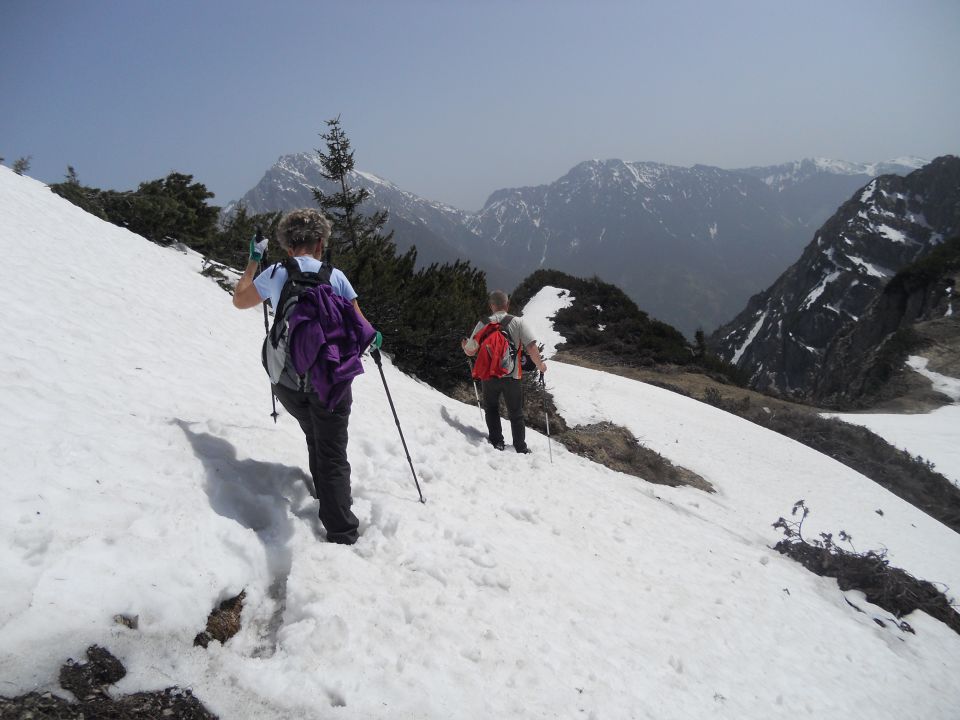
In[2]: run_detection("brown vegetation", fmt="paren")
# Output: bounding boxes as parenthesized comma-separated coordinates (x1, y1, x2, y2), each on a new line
(194, 591, 245, 649)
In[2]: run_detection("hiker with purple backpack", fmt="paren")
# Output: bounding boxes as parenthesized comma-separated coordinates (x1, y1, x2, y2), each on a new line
(232, 209, 381, 545)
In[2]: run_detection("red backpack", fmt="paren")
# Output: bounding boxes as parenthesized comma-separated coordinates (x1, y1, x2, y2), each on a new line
(471, 314, 523, 380)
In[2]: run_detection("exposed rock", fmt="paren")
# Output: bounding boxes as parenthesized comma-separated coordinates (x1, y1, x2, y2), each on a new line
(712, 156, 960, 399)
(815, 249, 959, 408)
(0, 646, 217, 720)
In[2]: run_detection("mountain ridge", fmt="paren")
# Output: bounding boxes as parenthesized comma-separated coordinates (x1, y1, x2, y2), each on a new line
(230, 153, 926, 335)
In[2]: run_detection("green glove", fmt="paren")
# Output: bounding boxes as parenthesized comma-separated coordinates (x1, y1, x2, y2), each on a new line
(371, 330, 383, 350)
(249, 234, 269, 263)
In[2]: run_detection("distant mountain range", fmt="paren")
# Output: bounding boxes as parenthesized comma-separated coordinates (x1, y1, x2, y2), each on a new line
(228, 153, 926, 335)
(711, 155, 960, 401)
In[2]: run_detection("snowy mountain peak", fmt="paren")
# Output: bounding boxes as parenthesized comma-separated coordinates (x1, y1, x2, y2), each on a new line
(742, 156, 930, 193)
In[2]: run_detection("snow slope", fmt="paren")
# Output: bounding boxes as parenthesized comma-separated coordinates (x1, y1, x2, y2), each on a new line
(824, 356, 960, 487)
(2, 168, 959, 719)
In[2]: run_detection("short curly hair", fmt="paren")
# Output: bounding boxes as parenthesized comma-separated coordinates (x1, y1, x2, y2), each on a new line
(488, 290, 509, 310)
(275, 209, 332, 252)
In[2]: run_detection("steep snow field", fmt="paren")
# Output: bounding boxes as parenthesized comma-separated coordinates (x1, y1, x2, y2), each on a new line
(2, 167, 959, 719)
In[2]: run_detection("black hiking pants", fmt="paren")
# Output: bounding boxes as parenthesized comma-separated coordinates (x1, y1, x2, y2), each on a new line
(272, 383, 359, 545)
(482, 377, 527, 451)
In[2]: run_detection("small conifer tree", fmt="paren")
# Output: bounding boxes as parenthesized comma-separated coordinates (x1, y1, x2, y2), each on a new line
(309, 117, 487, 390)
(313, 116, 391, 254)
(694, 329, 707, 359)
(12, 156, 31, 175)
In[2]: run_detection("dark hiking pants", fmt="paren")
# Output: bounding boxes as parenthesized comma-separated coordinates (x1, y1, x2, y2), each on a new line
(272, 383, 359, 545)
(482, 377, 527, 451)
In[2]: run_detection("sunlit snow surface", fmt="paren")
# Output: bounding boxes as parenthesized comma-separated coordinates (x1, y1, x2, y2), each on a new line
(2, 169, 959, 719)
(825, 356, 960, 487)
(518, 285, 574, 357)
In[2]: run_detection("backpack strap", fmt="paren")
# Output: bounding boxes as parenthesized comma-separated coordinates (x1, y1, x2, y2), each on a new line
(497, 315, 517, 347)
(269, 258, 337, 345)
(499, 314, 522, 374)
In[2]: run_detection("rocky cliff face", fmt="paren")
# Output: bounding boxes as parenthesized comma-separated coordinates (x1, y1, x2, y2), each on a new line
(814, 238, 960, 408)
(711, 156, 960, 398)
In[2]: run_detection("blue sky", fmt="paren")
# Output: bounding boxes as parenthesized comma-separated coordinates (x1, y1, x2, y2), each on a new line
(2, 0, 958, 211)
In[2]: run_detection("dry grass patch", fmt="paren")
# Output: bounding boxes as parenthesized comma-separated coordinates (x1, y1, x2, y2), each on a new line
(560, 421, 714, 492)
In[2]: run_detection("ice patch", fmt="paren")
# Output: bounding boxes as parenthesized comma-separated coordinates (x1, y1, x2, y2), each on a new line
(877, 225, 909, 244)
(801, 271, 841, 310)
(731, 311, 767, 365)
(846, 255, 889, 279)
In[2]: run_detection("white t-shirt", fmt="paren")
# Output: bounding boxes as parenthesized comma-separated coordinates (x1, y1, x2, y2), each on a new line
(254, 257, 357, 311)
(466, 311, 536, 379)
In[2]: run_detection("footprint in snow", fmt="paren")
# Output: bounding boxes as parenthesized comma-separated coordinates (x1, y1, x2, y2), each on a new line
(503, 505, 539, 523)
(469, 570, 511, 591)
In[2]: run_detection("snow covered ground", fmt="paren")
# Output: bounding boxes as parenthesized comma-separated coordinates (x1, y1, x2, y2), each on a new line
(824, 357, 960, 487)
(517, 285, 574, 356)
(2, 167, 959, 719)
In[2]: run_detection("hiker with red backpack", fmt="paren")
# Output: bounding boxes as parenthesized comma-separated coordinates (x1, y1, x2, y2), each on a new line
(462, 290, 546, 453)
(232, 209, 381, 545)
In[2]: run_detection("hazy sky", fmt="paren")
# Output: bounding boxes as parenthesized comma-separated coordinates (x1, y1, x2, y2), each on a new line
(2, 0, 958, 211)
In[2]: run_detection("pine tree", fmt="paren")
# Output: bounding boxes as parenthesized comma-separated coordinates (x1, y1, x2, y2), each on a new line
(308, 117, 487, 391)
(128, 172, 219, 246)
(12, 156, 31, 175)
(694, 329, 707, 359)
(65, 166, 80, 185)
(312, 116, 392, 254)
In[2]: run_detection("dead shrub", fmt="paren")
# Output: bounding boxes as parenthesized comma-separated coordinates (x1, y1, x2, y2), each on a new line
(774, 501, 960, 636)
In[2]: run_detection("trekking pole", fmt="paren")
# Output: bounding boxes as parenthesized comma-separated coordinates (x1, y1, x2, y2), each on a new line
(262, 293, 279, 423)
(255, 227, 279, 423)
(370, 349, 426, 503)
(466, 359, 483, 422)
(540, 372, 553, 464)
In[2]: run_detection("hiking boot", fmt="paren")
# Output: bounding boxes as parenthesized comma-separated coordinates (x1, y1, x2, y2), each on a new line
(491, 440, 506, 451)
(515, 445, 532, 454)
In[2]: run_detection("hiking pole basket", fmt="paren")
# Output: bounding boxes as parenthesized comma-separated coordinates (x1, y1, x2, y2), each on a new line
(371, 349, 426, 503)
